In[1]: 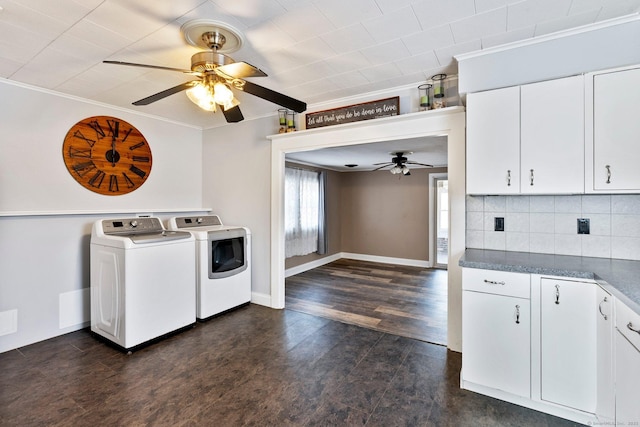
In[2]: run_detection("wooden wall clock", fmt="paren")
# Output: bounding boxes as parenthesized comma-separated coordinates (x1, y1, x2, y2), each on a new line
(62, 116, 152, 195)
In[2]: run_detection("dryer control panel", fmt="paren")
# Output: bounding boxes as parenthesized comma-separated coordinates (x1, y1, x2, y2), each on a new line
(174, 215, 222, 228)
(101, 217, 164, 235)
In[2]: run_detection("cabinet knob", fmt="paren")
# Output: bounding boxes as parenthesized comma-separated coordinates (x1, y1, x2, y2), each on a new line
(530, 169, 535, 186)
(483, 279, 505, 285)
(605, 165, 611, 184)
(507, 170, 511, 187)
(515, 305, 521, 324)
(555, 284, 560, 305)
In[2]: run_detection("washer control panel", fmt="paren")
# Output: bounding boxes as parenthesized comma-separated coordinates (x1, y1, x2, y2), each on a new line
(101, 217, 164, 235)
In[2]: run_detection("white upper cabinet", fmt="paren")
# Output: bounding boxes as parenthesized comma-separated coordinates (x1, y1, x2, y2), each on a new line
(466, 76, 584, 195)
(520, 76, 584, 194)
(466, 86, 520, 194)
(589, 66, 640, 191)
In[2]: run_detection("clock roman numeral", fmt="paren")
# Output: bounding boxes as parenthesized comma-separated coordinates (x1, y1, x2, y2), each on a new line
(132, 156, 149, 163)
(109, 175, 119, 192)
(129, 165, 146, 178)
(72, 161, 96, 177)
(129, 141, 145, 150)
(68, 147, 91, 158)
(88, 120, 105, 139)
(88, 169, 106, 188)
(107, 119, 119, 138)
(73, 130, 96, 147)
(121, 127, 133, 142)
(122, 172, 135, 188)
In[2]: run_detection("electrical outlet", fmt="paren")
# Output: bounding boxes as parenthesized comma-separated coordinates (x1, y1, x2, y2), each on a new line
(577, 218, 590, 234)
(494, 217, 505, 232)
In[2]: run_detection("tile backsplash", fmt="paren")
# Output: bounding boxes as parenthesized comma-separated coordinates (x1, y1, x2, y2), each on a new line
(466, 194, 640, 261)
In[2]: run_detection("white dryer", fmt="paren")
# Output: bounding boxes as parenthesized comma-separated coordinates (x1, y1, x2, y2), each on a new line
(167, 215, 251, 320)
(90, 217, 195, 350)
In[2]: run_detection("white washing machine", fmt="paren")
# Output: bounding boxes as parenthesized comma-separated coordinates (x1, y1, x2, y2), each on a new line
(90, 217, 196, 350)
(167, 215, 251, 320)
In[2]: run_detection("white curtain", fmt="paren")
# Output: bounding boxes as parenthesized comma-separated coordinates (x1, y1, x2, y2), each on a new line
(285, 167, 320, 258)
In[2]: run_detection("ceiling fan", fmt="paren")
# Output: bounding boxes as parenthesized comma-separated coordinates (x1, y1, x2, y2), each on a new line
(373, 152, 435, 175)
(103, 20, 306, 123)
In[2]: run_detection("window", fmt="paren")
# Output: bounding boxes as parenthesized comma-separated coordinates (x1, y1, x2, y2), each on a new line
(285, 167, 326, 257)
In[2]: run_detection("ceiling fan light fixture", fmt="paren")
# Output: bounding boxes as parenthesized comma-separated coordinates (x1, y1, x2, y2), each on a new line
(185, 79, 240, 112)
(213, 82, 235, 107)
(186, 82, 216, 112)
(402, 166, 410, 175)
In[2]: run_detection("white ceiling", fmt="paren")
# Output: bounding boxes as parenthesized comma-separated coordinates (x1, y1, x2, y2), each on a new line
(286, 136, 448, 172)
(1, 0, 639, 131)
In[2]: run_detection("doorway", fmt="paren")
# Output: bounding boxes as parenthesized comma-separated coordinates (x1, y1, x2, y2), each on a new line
(269, 109, 467, 352)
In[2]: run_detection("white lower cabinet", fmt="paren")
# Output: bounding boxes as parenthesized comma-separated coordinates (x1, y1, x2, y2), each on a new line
(614, 298, 640, 425)
(462, 268, 621, 425)
(540, 277, 597, 412)
(463, 291, 531, 397)
(462, 268, 531, 397)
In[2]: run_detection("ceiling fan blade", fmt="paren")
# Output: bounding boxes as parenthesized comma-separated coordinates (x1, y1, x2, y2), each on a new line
(372, 161, 393, 166)
(222, 105, 244, 123)
(407, 161, 435, 167)
(132, 81, 199, 106)
(103, 60, 198, 75)
(372, 164, 392, 171)
(240, 80, 306, 113)
(216, 61, 268, 79)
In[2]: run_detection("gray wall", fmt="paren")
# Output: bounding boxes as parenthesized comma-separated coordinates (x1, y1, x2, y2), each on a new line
(286, 167, 448, 268)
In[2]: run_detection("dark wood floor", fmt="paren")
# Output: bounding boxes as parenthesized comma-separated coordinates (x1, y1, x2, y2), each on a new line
(285, 259, 448, 345)
(1, 305, 580, 426)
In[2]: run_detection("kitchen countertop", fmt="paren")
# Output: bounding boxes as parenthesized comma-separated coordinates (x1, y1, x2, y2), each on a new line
(460, 249, 640, 315)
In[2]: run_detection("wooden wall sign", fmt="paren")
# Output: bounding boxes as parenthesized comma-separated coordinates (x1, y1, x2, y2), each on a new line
(305, 97, 399, 129)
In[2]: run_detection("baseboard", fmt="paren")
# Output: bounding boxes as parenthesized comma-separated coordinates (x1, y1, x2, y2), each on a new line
(250, 291, 272, 308)
(340, 252, 432, 268)
(284, 253, 342, 278)
(284, 252, 432, 278)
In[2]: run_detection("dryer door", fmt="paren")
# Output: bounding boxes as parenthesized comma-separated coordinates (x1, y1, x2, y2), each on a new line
(208, 229, 248, 279)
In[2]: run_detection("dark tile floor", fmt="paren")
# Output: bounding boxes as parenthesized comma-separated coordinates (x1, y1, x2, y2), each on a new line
(1, 304, 582, 426)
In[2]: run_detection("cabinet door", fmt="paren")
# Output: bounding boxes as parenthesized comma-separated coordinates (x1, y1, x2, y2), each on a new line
(540, 278, 596, 412)
(593, 67, 640, 190)
(462, 291, 530, 397)
(615, 331, 640, 425)
(466, 86, 520, 194)
(595, 286, 614, 421)
(521, 76, 584, 194)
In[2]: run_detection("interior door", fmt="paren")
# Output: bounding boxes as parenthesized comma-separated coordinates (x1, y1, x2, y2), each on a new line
(434, 177, 448, 268)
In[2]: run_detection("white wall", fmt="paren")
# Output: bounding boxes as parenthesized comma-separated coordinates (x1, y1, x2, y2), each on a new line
(0, 80, 203, 353)
(201, 116, 275, 304)
(456, 15, 640, 95)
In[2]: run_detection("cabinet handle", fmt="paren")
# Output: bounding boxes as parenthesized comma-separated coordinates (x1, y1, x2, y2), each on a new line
(598, 296, 608, 320)
(555, 284, 560, 305)
(507, 169, 511, 187)
(605, 165, 611, 184)
(530, 169, 534, 186)
(483, 279, 505, 285)
(628, 322, 640, 335)
(515, 305, 521, 324)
